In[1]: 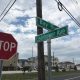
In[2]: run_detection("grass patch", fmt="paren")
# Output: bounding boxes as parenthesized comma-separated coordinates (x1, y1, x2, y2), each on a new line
(2, 72, 38, 80)
(52, 71, 80, 77)
(2, 71, 80, 80)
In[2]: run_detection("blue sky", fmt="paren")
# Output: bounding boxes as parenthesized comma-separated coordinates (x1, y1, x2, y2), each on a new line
(0, 0, 80, 64)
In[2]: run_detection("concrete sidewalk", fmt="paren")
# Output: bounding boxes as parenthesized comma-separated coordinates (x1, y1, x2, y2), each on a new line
(2, 70, 37, 74)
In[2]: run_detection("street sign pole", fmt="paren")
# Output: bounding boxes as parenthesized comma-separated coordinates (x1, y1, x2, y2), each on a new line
(36, 0, 45, 80)
(0, 60, 3, 80)
(47, 38, 52, 80)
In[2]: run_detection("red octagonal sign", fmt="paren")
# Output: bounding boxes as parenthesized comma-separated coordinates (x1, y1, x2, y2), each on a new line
(0, 32, 17, 60)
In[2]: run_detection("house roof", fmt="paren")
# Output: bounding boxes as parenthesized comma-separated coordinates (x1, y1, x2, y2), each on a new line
(76, 64, 80, 66)
(59, 61, 74, 64)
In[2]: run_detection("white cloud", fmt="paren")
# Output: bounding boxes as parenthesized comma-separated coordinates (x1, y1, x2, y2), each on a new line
(15, 0, 36, 10)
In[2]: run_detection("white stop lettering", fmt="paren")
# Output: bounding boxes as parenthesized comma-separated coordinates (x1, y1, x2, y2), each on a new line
(0, 40, 16, 52)
(3, 42, 10, 51)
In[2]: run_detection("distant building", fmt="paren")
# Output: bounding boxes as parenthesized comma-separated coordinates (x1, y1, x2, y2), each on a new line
(76, 64, 80, 70)
(27, 57, 38, 69)
(27, 55, 59, 70)
(44, 55, 59, 67)
(3, 53, 18, 71)
(18, 58, 35, 71)
(58, 61, 75, 70)
(18, 59, 32, 67)
(51, 56, 59, 67)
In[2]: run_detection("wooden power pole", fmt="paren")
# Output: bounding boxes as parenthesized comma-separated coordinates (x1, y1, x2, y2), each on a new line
(36, 0, 45, 80)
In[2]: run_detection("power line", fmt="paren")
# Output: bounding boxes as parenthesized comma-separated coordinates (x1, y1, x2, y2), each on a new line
(54, 0, 80, 27)
(0, 0, 16, 22)
(0, 0, 12, 18)
(62, 2, 80, 27)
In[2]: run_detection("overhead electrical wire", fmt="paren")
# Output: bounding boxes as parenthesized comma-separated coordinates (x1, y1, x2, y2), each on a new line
(54, 0, 80, 27)
(0, 0, 16, 22)
(0, 0, 12, 19)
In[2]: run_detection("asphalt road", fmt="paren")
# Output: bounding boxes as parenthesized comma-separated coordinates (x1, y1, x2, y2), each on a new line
(53, 72, 80, 80)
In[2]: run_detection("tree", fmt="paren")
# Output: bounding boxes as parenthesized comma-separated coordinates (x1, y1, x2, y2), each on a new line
(22, 67, 26, 75)
(74, 65, 77, 71)
(55, 65, 59, 72)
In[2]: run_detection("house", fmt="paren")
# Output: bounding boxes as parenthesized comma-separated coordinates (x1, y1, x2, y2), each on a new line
(58, 61, 75, 71)
(27, 57, 38, 70)
(27, 55, 59, 70)
(3, 53, 18, 71)
(18, 59, 32, 67)
(76, 64, 80, 70)
(18, 58, 37, 71)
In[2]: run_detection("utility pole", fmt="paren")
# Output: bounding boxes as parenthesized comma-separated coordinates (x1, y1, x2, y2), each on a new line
(53, 52, 54, 67)
(36, 0, 45, 80)
(73, 58, 75, 64)
(32, 46, 33, 70)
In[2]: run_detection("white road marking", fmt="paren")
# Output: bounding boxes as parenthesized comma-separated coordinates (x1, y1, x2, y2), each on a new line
(65, 76, 80, 80)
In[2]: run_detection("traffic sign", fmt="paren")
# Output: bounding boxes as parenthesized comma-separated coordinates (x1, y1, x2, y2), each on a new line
(36, 17, 59, 30)
(0, 32, 17, 60)
(35, 26, 68, 43)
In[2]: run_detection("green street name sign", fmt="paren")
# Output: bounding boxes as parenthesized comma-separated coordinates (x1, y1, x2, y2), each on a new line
(35, 26, 68, 43)
(36, 17, 59, 30)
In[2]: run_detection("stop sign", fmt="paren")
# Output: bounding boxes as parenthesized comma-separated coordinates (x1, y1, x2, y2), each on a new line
(0, 32, 17, 60)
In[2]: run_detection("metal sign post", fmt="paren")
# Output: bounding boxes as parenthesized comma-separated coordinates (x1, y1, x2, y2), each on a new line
(0, 60, 3, 80)
(47, 38, 52, 80)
